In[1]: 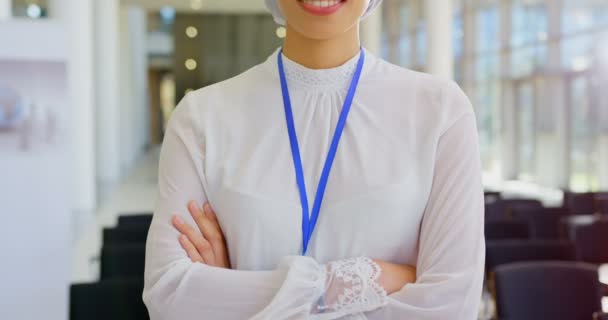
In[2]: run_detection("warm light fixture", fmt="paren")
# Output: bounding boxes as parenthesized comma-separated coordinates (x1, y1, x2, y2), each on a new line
(276, 26, 287, 39)
(186, 26, 198, 38)
(191, 0, 203, 10)
(185, 59, 198, 71)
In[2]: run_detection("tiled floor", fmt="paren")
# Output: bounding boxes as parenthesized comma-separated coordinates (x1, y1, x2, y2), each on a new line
(71, 147, 160, 283)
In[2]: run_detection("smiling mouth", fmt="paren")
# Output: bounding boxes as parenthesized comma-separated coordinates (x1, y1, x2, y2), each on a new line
(298, 0, 345, 8)
(297, 0, 347, 15)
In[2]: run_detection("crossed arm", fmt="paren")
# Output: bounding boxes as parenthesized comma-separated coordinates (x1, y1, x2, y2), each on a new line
(172, 200, 417, 295)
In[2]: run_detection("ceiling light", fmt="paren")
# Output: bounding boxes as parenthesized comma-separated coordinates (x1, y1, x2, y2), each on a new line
(191, 0, 203, 10)
(185, 59, 198, 71)
(186, 26, 198, 38)
(276, 27, 287, 39)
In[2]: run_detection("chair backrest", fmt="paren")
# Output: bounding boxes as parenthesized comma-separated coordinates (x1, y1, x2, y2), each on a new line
(510, 207, 568, 239)
(70, 277, 148, 320)
(493, 261, 602, 320)
(485, 240, 577, 272)
(596, 197, 608, 215)
(485, 199, 544, 222)
(485, 220, 530, 240)
(117, 213, 153, 229)
(574, 221, 608, 264)
(504, 199, 544, 213)
(100, 244, 146, 279)
(564, 192, 596, 215)
(486, 200, 508, 221)
(103, 227, 149, 245)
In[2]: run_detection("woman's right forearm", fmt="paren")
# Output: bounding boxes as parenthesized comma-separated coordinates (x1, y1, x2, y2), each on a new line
(374, 260, 417, 294)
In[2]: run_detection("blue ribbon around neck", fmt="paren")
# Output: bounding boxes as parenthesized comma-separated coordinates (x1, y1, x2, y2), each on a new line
(277, 48, 365, 255)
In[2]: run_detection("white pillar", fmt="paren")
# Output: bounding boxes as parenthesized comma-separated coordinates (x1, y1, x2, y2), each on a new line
(130, 7, 149, 159)
(425, 0, 454, 79)
(50, 0, 97, 215)
(94, 0, 121, 200)
(0, 0, 10, 20)
(462, 1, 476, 98)
(119, 5, 148, 173)
(499, 0, 516, 180)
(360, 6, 382, 56)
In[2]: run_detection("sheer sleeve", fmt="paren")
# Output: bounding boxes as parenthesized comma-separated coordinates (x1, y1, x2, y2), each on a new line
(142, 93, 388, 320)
(368, 84, 485, 319)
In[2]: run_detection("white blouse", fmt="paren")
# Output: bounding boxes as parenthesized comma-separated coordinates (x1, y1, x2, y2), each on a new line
(143, 48, 485, 319)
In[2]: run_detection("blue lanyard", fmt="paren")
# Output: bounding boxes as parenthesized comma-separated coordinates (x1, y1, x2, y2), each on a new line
(277, 48, 365, 255)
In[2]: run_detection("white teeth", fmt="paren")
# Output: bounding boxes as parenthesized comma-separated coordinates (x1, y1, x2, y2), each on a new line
(302, 0, 340, 8)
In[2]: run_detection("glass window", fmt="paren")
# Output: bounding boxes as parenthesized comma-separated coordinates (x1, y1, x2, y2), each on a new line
(516, 81, 536, 181)
(476, 5, 500, 53)
(380, 0, 608, 190)
(569, 75, 600, 191)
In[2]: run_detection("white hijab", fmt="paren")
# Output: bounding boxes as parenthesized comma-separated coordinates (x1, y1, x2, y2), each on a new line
(264, 0, 383, 25)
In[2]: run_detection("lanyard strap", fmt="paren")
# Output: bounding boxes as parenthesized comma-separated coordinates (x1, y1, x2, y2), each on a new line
(277, 48, 366, 255)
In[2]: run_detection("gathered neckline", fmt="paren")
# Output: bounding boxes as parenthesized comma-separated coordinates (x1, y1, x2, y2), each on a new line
(265, 47, 373, 92)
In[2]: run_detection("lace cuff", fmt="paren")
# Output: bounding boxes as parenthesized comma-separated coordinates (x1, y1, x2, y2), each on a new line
(311, 257, 388, 317)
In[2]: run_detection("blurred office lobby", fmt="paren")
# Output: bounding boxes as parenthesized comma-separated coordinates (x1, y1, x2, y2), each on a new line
(1, 0, 608, 319)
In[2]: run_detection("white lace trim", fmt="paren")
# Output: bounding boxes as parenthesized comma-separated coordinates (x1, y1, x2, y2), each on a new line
(279, 51, 361, 91)
(312, 257, 388, 315)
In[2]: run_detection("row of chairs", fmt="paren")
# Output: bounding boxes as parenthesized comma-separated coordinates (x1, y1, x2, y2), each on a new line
(486, 191, 608, 217)
(70, 213, 152, 320)
(485, 206, 608, 264)
(484, 191, 608, 319)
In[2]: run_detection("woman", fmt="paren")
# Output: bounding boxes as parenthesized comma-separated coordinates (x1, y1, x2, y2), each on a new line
(143, 0, 485, 319)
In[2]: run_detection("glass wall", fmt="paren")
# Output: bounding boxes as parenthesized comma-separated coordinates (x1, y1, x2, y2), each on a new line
(382, 0, 608, 191)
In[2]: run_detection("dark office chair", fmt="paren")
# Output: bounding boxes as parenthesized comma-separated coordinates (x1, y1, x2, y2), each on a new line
(493, 261, 602, 320)
(574, 221, 608, 264)
(100, 244, 146, 279)
(70, 277, 148, 320)
(103, 226, 149, 245)
(485, 240, 576, 272)
(564, 192, 596, 215)
(485, 220, 530, 240)
(596, 197, 608, 215)
(510, 207, 568, 239)
(503, 199, 544, 215)
(117, 213, 153, 229)
(485, 199, 543, 222)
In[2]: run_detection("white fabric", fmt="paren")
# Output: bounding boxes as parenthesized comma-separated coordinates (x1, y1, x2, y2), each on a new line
(265, 0, 383, 25)
(143, 48, 485, 319)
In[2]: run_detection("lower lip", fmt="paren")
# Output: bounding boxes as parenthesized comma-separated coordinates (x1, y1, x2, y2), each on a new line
(298, 1, 346, 16)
